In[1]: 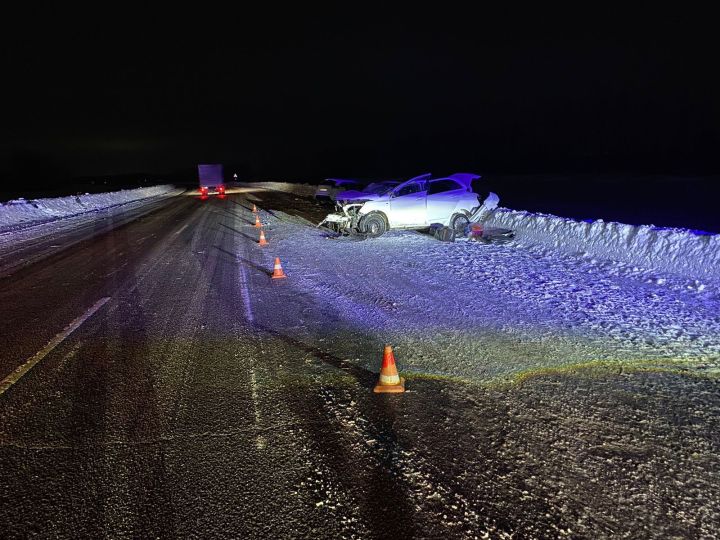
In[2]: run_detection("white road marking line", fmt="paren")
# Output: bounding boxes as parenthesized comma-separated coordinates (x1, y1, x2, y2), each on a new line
(57, 342, 83, 371)
(237, 260, 255, 323)
(249, 369, 262, 425)
(249, 368, 266, 450)
(174, 223, 189, 235)
(0, 297, 111, 396)
(232, 204, 255, 323)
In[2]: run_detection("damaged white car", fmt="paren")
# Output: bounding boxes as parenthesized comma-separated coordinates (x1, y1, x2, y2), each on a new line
(320, 173, 482, 237)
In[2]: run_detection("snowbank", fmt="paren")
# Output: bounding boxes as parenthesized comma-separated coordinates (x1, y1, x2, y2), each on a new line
(0, 185, 179, 231)
(241, 180, 720, 281)
(485, 208, 720, 281)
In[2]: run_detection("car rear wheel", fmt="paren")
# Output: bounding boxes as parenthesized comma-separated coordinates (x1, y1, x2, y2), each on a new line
(360, 213, 387, 238)
(450, 212, 470, 234)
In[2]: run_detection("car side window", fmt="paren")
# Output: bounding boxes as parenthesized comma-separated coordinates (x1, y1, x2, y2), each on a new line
(395, 183, 423, 197)
(428, 179, 463, 195)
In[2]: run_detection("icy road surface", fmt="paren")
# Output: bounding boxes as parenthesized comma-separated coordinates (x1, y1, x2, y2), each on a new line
(1, 188, 719, 538)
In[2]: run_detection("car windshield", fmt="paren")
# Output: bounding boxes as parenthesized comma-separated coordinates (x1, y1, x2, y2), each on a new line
(393, 182, 425, 197)
(363, 182, 397, 195)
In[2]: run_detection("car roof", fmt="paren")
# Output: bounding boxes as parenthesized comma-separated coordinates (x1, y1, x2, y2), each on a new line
(394, 172, 480, 191)
(435, 173, 481, 190)
(408, 173, 432, 183)
(448, 173, 480, 182)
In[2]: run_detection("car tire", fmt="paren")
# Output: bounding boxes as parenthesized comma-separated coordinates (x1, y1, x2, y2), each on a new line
(450, 212, 470, 234)
(360, 213, 387, 238)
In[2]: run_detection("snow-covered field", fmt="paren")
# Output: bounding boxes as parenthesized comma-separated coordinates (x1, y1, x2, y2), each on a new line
(240, 181, 317, 198)
(485, 208, 720, 281)
(0, 185, 179, 232)
(243, 185, 720, 384)
(240, 180, 719, 282)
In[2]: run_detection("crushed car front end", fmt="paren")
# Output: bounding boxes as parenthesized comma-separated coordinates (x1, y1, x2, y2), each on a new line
(319, 201, 369, 233)
(319, 188, 388, 233)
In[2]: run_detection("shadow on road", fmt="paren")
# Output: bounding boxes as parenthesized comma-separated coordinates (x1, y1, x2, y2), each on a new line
(217, 222, 257, 241)
(226, 198, 254, 212)
(253, 322, 377, 389)
(212, 245, 271, 276)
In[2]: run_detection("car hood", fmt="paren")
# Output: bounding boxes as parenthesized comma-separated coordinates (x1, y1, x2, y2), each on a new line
(335, 190, 385, 202)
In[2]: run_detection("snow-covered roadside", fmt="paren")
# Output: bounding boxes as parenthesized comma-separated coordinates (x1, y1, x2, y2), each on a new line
(249, 199, 720, 384)
(0, 185, 183, 277)
(242, 180, 719, 281)
(485, 208, 720, 282)
(0, 185, 180, 232)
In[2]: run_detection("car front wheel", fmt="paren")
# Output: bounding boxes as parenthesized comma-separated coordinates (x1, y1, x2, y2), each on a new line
(360, 213, 387, 238)
(450, 212, 470, 234)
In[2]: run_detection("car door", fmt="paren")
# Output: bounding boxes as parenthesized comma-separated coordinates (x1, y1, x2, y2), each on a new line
(425, 179, 467, 224)
(388, 181, 427, 227)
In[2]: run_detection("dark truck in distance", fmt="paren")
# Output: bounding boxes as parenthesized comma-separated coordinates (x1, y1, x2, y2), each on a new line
(198, 164, 225, 196)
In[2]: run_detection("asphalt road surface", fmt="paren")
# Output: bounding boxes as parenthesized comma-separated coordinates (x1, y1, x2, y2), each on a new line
(1, 189, 718, 539)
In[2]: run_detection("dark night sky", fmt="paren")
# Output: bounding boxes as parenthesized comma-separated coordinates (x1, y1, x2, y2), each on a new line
(2, 4, 718, 184)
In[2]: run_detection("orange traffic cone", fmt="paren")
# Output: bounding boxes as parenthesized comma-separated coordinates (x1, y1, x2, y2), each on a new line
(258, 229, 268, 246)
(271, 257, 287, 279)
(374, 345, 405, 393)
(254, 214, 262, 228)
(252, 204, 258, 213)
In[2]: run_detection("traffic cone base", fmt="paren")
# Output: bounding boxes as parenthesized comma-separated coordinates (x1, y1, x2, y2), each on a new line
(373, 345, 405, 393)
(271, 257, 287, 279)
(374, 377, 405, 393)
